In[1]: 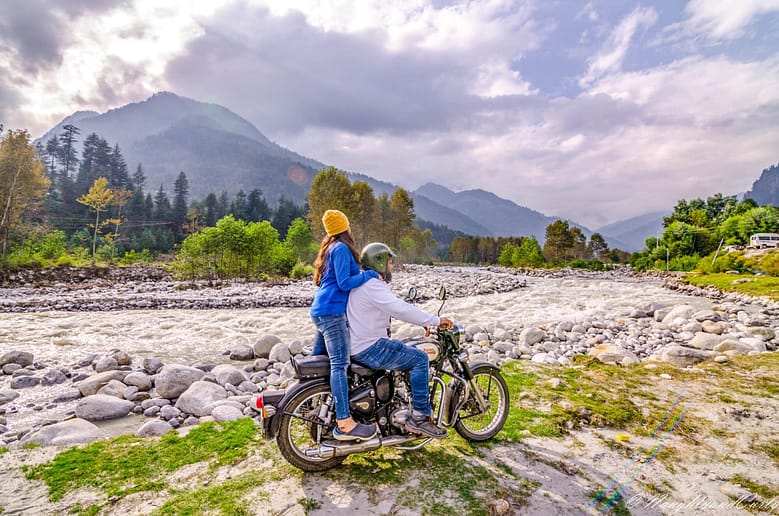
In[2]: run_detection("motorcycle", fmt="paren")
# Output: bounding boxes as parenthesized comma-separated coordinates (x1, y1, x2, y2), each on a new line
(255, 286, 510, 472)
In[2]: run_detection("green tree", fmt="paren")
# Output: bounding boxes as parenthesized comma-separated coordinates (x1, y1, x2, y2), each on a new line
(306, 167, 354, 241)
(0, 129, 50, 261)
(587, 232, 610, 261)
(285, 217, 316, 263)
(514, 236, 545, 267)
(543, 220, 574, 263)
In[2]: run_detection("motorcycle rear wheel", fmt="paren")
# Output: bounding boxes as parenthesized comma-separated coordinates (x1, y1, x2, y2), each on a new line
(454, 366, 509, 441)
(276, 383, 346, 472)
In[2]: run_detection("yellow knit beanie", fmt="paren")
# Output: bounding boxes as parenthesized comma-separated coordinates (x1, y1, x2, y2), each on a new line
(322, 209, 350, 236)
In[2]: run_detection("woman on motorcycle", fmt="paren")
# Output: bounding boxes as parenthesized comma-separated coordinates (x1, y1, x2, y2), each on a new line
(310, 209, 379, 441)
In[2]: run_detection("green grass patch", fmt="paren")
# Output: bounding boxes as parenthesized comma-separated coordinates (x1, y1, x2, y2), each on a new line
(331, 444, 535, 515)
(0, 446, 8, 455)
(685, 272, 779, 299)
(731, 474, 779, 500)
(25, 419, 260, 502)
(753, 440, 779, 465)
(153, 470, 269, 516)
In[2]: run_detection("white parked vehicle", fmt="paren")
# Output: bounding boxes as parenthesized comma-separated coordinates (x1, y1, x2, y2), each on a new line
(749, 233, 779, 248)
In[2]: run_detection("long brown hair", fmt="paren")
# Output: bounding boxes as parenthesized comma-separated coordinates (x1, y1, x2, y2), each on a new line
(313, 230, 361, 286)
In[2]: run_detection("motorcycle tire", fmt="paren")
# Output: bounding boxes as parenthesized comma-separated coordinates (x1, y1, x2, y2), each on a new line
(453, 366, 510, 441)
(276, 383, 346, 472)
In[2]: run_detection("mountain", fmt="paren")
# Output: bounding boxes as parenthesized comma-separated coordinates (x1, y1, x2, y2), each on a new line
(37, 91, 593, 244)
(415, 183, 561, 242)
(744, 162, 779, 205)
(37, 92, 323, 205)
(594, 211, 665, 252)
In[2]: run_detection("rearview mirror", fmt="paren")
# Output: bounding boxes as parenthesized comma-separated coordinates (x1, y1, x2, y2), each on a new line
(406, 287, 418, 301)
(438, 286, 446, 300)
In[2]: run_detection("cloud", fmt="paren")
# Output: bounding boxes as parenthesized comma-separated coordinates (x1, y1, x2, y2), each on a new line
(579, 7, 658, 88)
(680, 0, 779, 41)
(0, 0, 117, 73)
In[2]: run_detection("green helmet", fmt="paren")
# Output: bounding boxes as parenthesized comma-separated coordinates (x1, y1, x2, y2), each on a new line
(361, 242, 396, 282)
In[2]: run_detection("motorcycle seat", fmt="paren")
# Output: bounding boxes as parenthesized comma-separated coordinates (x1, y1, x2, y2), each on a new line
(293, 355, 377, 378)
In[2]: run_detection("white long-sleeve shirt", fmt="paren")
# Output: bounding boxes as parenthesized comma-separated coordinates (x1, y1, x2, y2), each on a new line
(347, 278, 440, 355)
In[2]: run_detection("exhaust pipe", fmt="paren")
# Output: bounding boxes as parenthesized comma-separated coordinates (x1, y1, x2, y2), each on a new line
(303, 434, 421, 459)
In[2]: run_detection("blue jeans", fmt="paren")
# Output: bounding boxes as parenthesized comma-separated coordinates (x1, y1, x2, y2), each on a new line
(311, 313, 351, 421)
(352, 338, 431, 416)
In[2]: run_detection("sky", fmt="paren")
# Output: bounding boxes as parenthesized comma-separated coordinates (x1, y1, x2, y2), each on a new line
(1, 0, 778, 228)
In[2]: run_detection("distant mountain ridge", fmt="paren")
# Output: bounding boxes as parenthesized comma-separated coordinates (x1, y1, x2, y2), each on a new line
(37, 91, 662, 249)
(745, 162, 779, 206)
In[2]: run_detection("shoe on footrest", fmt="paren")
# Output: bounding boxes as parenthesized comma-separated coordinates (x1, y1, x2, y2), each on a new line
(332, 422, 377, 441)
(405, 414, 447, 439)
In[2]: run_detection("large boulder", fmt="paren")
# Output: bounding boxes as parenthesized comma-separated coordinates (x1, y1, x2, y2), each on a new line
(658, 346, 713, 367)
(96, 379, 128, 398)
(0, 390, 20, 404)
(268, 343, 291, 363)
(519, 327, 546, 346)
(20, 418, 107, 446)
(175, 381, 228, 417)
(155, 365, 205, 399)
(124, 371, 153, 391)
(136, 419, 174, 438)
(76, 370, 128, 397)
(229, 345, 255, 361)
(211, 364, 248, 387)
(687, 332, 724, 351)
(661, 305, 695, 325)
(211, 405, 244, 422)
(0, 351, 34, 368)
(253, 335, 281, 359)
(588, 343, 640, 366)
(75, 394, 135, 421)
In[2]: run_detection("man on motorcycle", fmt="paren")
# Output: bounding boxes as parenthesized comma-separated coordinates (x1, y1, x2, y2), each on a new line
(346, 242, 453, 439)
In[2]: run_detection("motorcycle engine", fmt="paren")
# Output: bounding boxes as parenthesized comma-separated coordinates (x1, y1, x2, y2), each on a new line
(349, 383, 375, 418)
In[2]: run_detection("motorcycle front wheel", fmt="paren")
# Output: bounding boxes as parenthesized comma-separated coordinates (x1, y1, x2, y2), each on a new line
(454, 366, 509, 441)
(276, 383, 346, 472)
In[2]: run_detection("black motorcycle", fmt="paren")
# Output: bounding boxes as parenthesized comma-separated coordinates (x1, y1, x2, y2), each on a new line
(256, 286, 510, 472)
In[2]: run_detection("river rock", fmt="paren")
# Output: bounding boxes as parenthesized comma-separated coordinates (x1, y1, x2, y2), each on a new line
(53, 389, 82, 403)
(11, 375, 41, 389)
(211, 404, 244, 422)
(253, 335, 281, 359)
(687, 333, 724, 350)
(175, 381, 228, 417)
(41, 368, 68, 385)
(155, 364, 205, 399)
(75, 394, 134, 421)
(136, 419, 174, 438)
(661, 305, 695, 325)
(97, 379, 127, 398)
(94, 356, 119, 373)
(124, 371, 152, 391)
(589, 343, 640, 366)
(0, 351, 34, 368)
(747, 326, 775, 341)
(212, 364, 247, 387)
(76, 370, 128, 396)
(268, 343, 291, 363)
(519, 327, 546, 346)
(701, 320, 727, 334)
(740, 338, 767, 352)
(20, 418, 107, 446)
(142, 357, 164, 374)
(229, 345, 255, 361)
(713, 340, 752, 354)
(112, 350, 132, 366)
(658, 345, 713, 367)
(0, 390, 20, 404)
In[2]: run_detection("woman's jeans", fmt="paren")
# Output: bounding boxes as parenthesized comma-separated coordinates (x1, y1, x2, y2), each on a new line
(352, 338, 431, 416)
(311, 313, 351, 421)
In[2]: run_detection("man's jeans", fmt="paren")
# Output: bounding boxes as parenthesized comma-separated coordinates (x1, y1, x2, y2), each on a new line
(311, 313, 351, 421)
(352, 338, 431, 416)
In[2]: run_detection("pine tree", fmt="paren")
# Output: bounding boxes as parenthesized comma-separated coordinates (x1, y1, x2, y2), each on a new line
(204, 192, 218, 227)
(154, 185, 171, 222)
(247, 189, 270, 222)
(172, 171, 189, 238)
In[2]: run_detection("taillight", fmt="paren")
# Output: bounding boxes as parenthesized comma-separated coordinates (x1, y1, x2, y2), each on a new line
(254, 394, 276, 418)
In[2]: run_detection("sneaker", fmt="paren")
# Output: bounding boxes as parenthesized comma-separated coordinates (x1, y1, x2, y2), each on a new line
(405, 414, 447, 439)
(332, 422, 377, 441)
